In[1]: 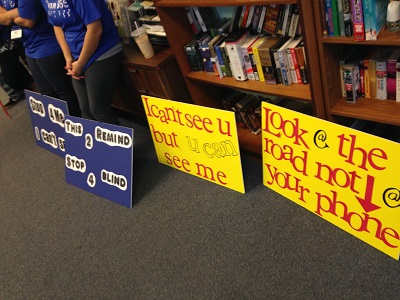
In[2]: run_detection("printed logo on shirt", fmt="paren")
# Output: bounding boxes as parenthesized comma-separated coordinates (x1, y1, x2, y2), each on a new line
(1, 0, 16, 9)
(46, 0, 71, 19)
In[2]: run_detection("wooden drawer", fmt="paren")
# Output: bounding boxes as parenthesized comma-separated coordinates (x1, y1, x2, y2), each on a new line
(112, 45, 191, 115)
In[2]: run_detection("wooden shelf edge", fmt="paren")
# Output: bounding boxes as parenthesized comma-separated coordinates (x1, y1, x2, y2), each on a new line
(156, 0, 296, 7)
(330, 97, 400, 126)
(186, 72, 312, 101)
(321, 30, 400, 46)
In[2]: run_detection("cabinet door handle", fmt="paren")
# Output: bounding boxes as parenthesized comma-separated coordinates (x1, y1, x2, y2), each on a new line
(138, 89, 148, 94)
(128, 68, 138, 73)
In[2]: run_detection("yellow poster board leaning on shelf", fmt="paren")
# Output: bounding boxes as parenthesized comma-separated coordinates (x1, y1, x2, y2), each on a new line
(142, 95, 245, 193)
(262, 102, 400, 259)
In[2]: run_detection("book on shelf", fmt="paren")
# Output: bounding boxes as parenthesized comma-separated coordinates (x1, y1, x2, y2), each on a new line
(250, 36, 268, 81)
(339, 48, 358, 97)
(225, 29, 250, 81)
(250, 6, 263, 33)
(362, 0, 390, 41)
(339, 48, 371, 97)
(263, 4, 282, 35)
(355, 48, 371, 96)
(214, 39, 231, 77)
(277, 37, 295, 86)
(337, 0, 346, 36)
(358, 56, 365, 96)
(192, 7, 208, 32)
(239, 5, 251, 28)
(185, 7, 201, 35)
(208, 34, 226, 78)
(220, 42, 233, 77)
(269, 36, 290, 85)
(256, 5, 267, 34)
(234, 94, 262, 135)
(343, 62, 360, 103)
(375, 47, 393, 100)
(245, 6, 256, 28)
(184, 39, 203, 72)
(275, 4, 288, 35)
(369, 50, 379, 98)
(325, 0, 340, 36)
(386, 48, 400, 100)
(295, 44, 309, 84)
(241, 35, 262, 80)
(396, 56, 400, 102)
(319, 0, 328, 36)
(279, 4, 297, 36)
(256, 36, 281, 84)
(199, 41, 214, 73)
(287, 36, 303, 84)
(342, 0, 353, 36)
(350, 0, 365, 41)
(287, 5, 300, 37)
(362, 48, 378, 98)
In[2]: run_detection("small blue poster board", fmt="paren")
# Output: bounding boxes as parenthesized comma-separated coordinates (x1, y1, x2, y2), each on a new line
(25, 90, 69, 157)
(64, 116, 134, 208)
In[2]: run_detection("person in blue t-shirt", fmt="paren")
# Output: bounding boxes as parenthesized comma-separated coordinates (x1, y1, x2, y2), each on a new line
(40, 0, 123, 125)
(0, 0, 81, 117)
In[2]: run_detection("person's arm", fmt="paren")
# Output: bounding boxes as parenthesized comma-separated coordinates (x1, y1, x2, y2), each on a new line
(71, 19, 102, 78)
(0, 8, 35, 27)
(53, 26, 74, 70)
(12, 8, 36, 28)
(0, 7, 13, 25)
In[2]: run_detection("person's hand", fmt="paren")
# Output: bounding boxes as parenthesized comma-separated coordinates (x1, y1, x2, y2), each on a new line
(70, 60, 85, 80)
(65, 60, 85, 80)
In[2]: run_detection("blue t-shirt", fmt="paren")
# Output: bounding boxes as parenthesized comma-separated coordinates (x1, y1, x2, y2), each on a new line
(41, 0, 121, 70)
(0, 0, 61, 59)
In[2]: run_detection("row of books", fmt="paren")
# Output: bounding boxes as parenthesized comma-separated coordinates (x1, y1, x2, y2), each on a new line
(221, 90, 312, 135)
(184, 31, 308, 85)
(340, 46, 400, 102)
(321, 0, 389, 41)
(185, 4, 301, 38)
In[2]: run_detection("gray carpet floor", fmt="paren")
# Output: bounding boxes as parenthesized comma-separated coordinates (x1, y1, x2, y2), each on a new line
(1, 98, 399, 300)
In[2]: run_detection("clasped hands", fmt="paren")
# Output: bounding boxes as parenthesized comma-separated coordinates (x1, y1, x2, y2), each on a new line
(65, 60, 85, 80)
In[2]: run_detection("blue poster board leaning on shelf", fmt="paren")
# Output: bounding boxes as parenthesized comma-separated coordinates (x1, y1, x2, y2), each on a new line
(25, 90, 69, 158)
(64, 116, 134, 208)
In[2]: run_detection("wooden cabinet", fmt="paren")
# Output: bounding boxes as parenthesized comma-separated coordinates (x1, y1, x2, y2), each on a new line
(312, 0, 400, 128)
(113, 45, 191, 115)
(154, 0, 326, 156)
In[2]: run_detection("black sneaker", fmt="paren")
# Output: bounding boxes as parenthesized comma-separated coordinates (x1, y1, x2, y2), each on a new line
(4, 96, 24, 108)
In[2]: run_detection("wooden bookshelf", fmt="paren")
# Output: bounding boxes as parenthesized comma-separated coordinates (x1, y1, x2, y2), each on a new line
(312, 0, 400, 130)
(155, 0, 326, 156)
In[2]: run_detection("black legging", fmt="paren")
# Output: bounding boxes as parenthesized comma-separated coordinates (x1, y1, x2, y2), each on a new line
(0, 46, 33, 92)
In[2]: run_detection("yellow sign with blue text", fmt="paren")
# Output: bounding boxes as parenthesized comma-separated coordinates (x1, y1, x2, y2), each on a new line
(262, 102, 400, 259)
(142, 96, 245, 193)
